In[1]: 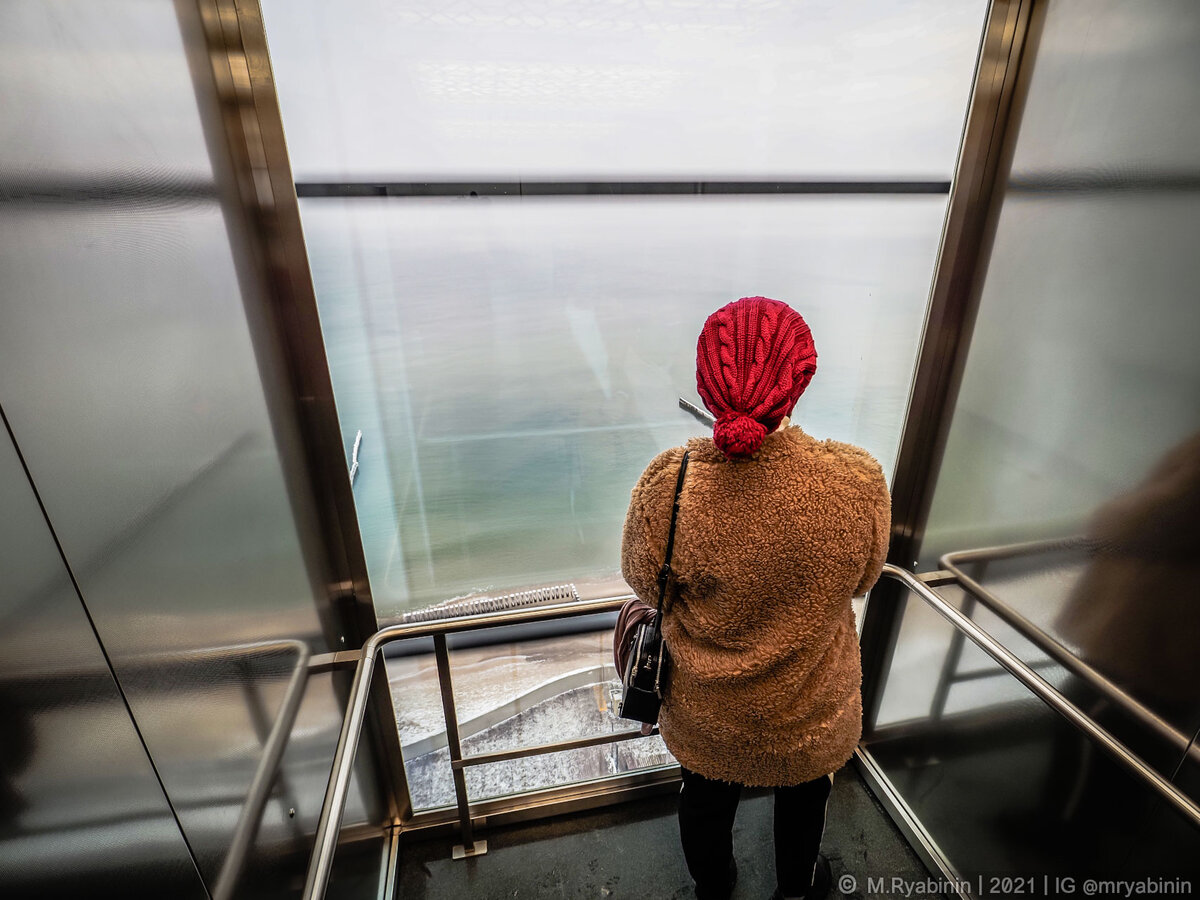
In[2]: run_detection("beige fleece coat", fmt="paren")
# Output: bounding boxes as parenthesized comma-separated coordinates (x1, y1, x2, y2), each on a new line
(621, 426, 890, 786)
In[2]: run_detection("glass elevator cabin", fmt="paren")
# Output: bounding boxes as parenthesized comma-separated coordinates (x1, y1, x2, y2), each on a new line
(1, 1, 1198, 898)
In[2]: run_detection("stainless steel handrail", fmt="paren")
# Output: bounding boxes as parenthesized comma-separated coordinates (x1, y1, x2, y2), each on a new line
(71, 639, 329, 899)
(881, 564, 1200, 831)
(301, 566, 1200, 900)
(940, 542, 1198, 761)
(301, 595, 639, 900)
(60, 637, 322, 895)
(212, 639, 312, 900)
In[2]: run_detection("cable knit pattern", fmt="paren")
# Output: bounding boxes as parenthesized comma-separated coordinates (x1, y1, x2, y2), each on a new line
(697, 297, 817, 459)
(621, 426, 891, 786)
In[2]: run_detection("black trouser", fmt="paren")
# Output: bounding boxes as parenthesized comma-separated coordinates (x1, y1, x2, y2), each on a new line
(678, 766, 832, 900)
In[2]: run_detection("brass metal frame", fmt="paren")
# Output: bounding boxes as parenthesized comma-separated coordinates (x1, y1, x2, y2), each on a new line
(192, 0, 380, 647)
(377, 827, 401, 900)
(860, 0, 1041, 733)
(184, 0, 413, 836)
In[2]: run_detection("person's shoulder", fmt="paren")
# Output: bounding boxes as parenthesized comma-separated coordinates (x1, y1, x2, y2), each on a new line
(823, 438, 884, 473)
(632, 444, 689, 495)
(797, 433, 886, 487)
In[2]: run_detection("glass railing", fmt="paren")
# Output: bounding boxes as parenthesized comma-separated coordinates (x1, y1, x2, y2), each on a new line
(300, 564, 1200, 899)
(386, 624, 670, 812)
(301, 594, 680, 898)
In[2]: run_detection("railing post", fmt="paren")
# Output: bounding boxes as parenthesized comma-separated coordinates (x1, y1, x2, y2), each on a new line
(301, 595, 635, 897)
(433, 634, 487, 859)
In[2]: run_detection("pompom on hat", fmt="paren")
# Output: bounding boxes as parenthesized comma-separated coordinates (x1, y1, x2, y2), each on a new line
(696, 297, 817, 459)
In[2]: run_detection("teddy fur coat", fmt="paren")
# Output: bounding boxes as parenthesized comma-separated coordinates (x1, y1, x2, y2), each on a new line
(620, 425, 890, 786)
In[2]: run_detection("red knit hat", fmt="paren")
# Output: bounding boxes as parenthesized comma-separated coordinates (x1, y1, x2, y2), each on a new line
(696, 297, 817, 459)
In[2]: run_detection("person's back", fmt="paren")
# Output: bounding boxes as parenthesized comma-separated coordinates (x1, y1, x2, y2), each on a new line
(620, 297, 890, 900)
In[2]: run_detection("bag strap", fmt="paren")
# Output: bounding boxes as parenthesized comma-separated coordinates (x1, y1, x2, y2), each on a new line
(654, 450, 691, 622)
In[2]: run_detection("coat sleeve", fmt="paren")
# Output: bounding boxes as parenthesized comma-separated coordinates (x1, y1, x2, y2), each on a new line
(620, 447, 685, 605)
(853, 459, 893, 598)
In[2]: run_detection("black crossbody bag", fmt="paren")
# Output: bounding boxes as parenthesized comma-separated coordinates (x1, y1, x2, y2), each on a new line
(617, 450, 691, 725)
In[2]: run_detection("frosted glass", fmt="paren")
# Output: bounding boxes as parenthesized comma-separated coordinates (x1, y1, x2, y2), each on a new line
(260, 0, 985, 180)
(917, 0, 1200, 778)
(0, 1, 377, 887)
(302, 195, 946, 616)
(922, 0, 1200, 565)
(1006, 0, 1200, 175)
(0, 0, 211, 178)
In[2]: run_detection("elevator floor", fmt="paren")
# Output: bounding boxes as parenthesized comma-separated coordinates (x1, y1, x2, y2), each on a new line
(393, 763, 937, 899)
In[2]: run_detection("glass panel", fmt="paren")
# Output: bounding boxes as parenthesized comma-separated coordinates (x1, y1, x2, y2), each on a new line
(406, 736, 672, 811)
(920, 192, 1200, 565)
(0, 0, 380, 889)
(918, 0, 1200, 769)
(302, 195, 946, 616)
(465, 736, 672, 805)
(874, 584, 1064, 729)
(387, 640, 456, 812)
(448, 630, 616, 745)
(0, 0, 211, 178)
(260, 0, 986, 180)
(324, 834, 389, 900)
(1004, 0, 1200, 175)
(261, 0, 988, 816)
(867, 586, 1198, 883)
(388, 628, 671, 811)
(0, 415, 206, 898)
